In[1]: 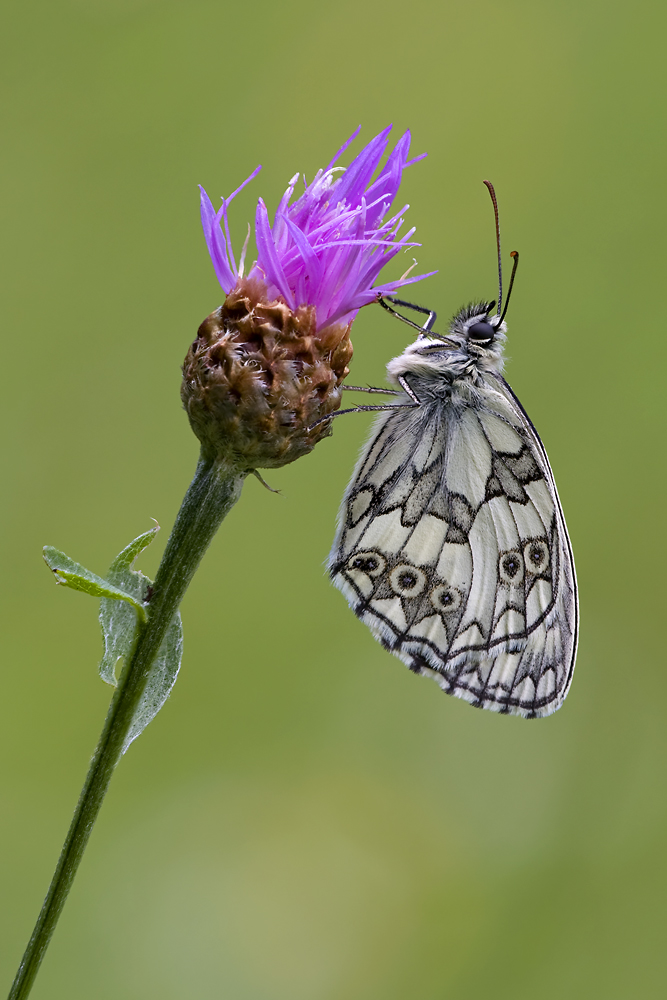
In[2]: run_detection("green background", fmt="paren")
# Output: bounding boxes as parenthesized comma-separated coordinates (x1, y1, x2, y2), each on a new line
(2, 0, 666, 996)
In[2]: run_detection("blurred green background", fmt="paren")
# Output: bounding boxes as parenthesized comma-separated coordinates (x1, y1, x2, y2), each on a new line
(2, 0, 666, 997)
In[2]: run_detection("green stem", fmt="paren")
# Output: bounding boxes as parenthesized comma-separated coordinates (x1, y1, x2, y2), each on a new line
(8, 454, 245, 1000)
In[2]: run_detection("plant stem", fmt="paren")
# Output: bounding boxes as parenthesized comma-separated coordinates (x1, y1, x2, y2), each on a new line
(8, 454, 245, 1000)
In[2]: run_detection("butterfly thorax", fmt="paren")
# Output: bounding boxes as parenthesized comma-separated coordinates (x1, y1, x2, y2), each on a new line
(386, 301, 507, 398)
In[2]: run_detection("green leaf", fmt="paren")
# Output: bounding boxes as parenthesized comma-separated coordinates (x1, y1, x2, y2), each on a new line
(98, 526, 183, 752)
(107, 526, 161, 578)
(43, 546, 146, 619)
(45, 528, 183, 750)
(122, 610, 183, 753)
(98, 528, 159, 685)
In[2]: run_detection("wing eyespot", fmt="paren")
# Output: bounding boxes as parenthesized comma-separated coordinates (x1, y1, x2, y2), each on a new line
(430, 584, 462, 613)
(523, 540, 549, 573)
(346, 551, 386, 577)
(499, 550, 524, 585)
(389, 564, 426, 597)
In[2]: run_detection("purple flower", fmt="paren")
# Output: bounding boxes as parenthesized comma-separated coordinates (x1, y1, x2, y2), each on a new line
(199, 125, 434, 329)
(183, 127, 434, 471)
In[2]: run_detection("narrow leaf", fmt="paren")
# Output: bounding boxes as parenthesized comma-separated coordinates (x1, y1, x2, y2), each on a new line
(98, 525, 183, 750)
(99, 528, 159, 685)
(122, 612, 183, 753)
(108, 526, 160, 578)
(98, 597, 141, 686)
(43, 546, 146, 619)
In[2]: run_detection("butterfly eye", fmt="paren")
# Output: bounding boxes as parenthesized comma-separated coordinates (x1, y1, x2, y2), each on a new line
(499, 550, 524, 584)
(347, 551, 386, 577)
(467, 321, 495, 344)
(390, 564, 426, 597)
(430, 585, 462, 613)
(524, 540, 549, 573)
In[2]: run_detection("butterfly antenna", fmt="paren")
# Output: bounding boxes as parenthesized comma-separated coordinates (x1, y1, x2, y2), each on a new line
(483, 180, 503, 317)
(499, 251, 519, 323)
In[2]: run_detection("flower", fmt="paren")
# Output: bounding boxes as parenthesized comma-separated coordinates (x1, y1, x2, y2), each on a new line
(182, 126, 433, 471)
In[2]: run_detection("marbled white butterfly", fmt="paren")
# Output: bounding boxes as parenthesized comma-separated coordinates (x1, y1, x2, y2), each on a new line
(326, 183, 578, 718)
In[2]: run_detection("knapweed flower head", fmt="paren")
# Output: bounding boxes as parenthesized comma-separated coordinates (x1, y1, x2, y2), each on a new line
(182, 125, 433, 470)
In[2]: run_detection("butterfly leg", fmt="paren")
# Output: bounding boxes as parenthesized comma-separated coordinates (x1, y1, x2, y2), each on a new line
(396, 374, 420, 404)
(378, 295, 437, 335)
(342, 385, 402, 395)
(307, 401, 418, 432)
(386, 295, 437, 333)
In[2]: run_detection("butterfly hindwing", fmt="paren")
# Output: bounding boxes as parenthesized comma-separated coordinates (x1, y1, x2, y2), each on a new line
(329, 372, 577, 718)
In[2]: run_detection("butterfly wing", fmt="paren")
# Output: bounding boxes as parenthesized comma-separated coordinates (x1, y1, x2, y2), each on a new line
(329, 374, 578, 718)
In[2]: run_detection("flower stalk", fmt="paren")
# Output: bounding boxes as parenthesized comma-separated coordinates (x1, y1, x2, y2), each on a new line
(8, 457, 245, 1000)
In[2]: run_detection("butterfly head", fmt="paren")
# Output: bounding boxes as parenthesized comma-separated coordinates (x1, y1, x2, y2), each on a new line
(410, 301, 506, 359)
(449, 301, 506, 348)
(386, 300, 507, 385)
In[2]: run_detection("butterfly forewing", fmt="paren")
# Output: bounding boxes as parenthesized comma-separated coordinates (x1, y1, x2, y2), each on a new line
(329, 363, 577, 718)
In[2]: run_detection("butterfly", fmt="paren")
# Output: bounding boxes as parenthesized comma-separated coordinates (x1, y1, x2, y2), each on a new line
(325, 183, 578, 718)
